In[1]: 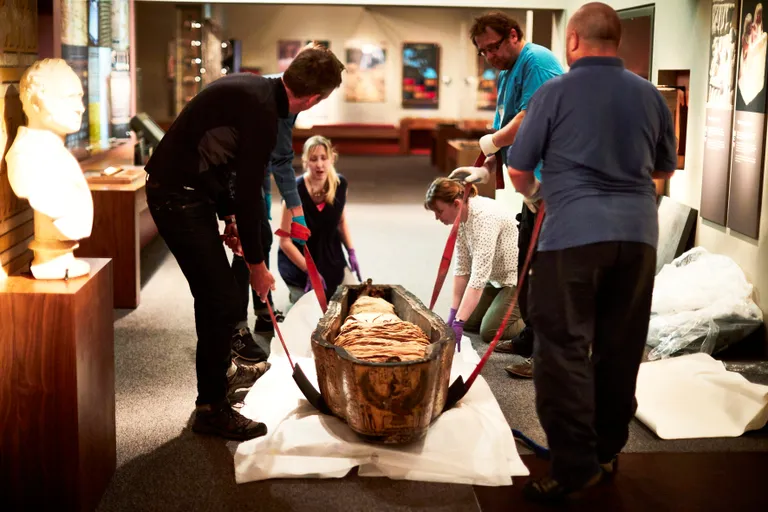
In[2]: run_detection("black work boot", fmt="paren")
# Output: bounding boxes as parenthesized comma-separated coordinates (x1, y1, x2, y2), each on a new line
(192, 401, 268, 441)
(496, 327, 534, 356)
(231, 327, 269, 362)
(227, 360, 270, 400)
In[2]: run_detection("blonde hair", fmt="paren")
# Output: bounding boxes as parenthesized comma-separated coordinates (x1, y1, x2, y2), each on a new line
(302, 135, 340, 204)
(424, 177, 478, 211)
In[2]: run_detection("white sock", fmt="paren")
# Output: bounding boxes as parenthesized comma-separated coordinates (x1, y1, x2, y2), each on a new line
(226, 362, 237, 378)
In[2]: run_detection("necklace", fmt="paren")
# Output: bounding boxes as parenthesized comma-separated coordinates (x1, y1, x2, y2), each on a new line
(306, 178, 327, 199)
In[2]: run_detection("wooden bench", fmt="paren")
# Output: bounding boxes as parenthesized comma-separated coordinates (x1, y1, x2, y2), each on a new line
(293, 124, 400, 155)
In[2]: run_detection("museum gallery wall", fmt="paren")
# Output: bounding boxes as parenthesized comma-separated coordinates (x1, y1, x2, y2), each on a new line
(60, 0, 133, 152)
(702, 0, 766, 239)
(0, 0, 38, 277)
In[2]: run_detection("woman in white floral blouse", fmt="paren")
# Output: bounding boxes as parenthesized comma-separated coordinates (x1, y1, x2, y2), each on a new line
(425, 177, 525, 346)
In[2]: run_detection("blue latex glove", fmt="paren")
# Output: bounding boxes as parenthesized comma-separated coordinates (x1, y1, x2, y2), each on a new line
(451, 319, 465, 352)
(446, 307, 457, 326)
(292, 215, 307, 246)
(264, 192, 273, 221)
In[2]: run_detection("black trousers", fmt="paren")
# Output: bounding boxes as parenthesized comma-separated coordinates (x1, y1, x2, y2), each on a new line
(516, 204, 536, 331)
(528, 241, 656, 487)
(147, 185, 238, 406)
(231, 193, 273, 320)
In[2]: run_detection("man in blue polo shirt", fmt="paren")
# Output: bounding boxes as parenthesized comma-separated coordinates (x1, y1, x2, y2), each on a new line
(452, 11, 563, 375)
(506, 3, 677, 503)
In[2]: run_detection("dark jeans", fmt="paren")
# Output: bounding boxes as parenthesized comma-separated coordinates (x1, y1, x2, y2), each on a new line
(147, 184, 238, 406)
(516, 203, 536, 325)
(528, 241, 656, 487)
(231, 192, 273, 321)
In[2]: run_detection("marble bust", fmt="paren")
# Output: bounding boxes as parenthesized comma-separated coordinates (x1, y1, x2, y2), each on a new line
(5, 58, 93, 279)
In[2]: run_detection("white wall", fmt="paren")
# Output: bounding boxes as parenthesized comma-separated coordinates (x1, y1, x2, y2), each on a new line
(566, 0, 768, 320)
(139, 0, 569, 10)
(221, 4, 529, 127)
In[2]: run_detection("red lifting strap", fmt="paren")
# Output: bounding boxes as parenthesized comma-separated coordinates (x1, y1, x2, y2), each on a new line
(464, 202, 546, 391)
(274, 225, 327, 313)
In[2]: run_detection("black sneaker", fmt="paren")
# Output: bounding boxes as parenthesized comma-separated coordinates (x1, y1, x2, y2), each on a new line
(231, 327, 269, 362)
(252, 313, 276, 336)
(192, 402, 267, 441)
(599, 456, 618, 479)
(522, 472, 602, 505)
(228, 360, 271, 398)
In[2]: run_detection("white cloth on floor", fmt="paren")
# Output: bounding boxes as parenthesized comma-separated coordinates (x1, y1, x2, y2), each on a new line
(635, 353, 768, 439)
(234, 293, 529, 486)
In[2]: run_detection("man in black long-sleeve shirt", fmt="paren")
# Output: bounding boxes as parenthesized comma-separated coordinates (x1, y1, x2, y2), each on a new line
(145, 46, 344, 441)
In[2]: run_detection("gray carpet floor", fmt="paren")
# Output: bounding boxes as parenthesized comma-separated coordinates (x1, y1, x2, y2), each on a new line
(97, 155, 768, 511)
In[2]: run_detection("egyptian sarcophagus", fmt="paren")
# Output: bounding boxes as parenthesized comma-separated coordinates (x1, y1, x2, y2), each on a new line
(310, 282, 456, 444)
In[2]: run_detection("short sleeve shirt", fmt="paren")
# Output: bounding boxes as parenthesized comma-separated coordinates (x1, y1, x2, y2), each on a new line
(494, 43, 564, 179)
(505, 57, 678, 251)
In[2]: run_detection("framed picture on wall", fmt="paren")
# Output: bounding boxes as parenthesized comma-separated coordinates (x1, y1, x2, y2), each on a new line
(277, 39, 302, 72)
(401, 42, 440, 109)
(476, 55, 498, 111)
(344, 42, 387, 103)
(306, 40, 330, 49)
(616, 5, 655, 80)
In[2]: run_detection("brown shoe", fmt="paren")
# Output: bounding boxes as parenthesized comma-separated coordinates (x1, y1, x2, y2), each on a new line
(505, 358, 533, 379)
(494, 340, 517, 354)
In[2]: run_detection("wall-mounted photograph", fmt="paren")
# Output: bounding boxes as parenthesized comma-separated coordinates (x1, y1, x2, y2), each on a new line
(344, 42, 386, 103)
(476, 55, 498, 111)
(277, 39, 302, 72)
(402, 42, 440, 109)
(306, 40, 330, 49)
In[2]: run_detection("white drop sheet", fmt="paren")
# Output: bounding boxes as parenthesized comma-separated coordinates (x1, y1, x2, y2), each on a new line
(234, 293, 529, 486)
(635, 353, 768, 439)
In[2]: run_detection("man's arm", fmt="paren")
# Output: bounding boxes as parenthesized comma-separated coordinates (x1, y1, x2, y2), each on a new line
(270, 114, 303, 215)
(235, 116, 276, 265)
(487, 110, 527, 151)
(653, 92, 679, 181)
(480, 63, 561, 156)
(506, 88, 552, 198)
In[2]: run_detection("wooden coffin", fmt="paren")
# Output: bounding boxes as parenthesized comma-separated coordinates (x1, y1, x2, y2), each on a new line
(311, 283, 456, 444)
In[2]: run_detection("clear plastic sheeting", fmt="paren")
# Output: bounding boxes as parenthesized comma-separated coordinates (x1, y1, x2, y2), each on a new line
(647, 247, 763, 360)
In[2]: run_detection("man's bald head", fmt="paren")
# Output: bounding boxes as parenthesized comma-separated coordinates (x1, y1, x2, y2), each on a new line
(568, 2, 622, 50)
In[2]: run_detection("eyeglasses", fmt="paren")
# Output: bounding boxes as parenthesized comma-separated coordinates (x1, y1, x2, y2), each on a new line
(477, 36, 508, 57)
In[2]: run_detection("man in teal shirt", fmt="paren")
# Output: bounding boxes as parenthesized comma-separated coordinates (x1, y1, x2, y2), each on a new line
(452, 11, 563, 376)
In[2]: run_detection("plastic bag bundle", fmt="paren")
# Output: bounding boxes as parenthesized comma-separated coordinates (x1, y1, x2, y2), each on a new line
(647, 247, 763, 360)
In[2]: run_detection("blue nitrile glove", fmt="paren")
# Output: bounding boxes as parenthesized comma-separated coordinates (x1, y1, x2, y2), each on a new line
(451, 319, 465, 352)
(292, 215, 307, 246)
(265, 192, 272, 220)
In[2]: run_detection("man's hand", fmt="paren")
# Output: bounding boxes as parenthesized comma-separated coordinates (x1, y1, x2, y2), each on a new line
(248, 261, 276, 302)
(221, 219, 243, 256)
(479, 133, 501, 157)
(523, 180, 543, 213)
(449, 166, 490, 184)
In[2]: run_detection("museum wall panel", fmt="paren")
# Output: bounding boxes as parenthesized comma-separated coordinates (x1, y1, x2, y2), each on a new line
(0, 0, 38, 278)
(135, 3, 539, 125)
(567, 0, 768, 322)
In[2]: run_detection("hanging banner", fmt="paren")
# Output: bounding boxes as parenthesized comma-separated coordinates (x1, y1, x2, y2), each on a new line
(702, 0, 741, 226)
(728, 0, 767, 238)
